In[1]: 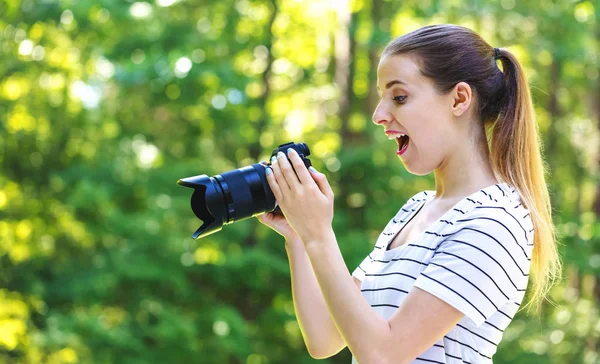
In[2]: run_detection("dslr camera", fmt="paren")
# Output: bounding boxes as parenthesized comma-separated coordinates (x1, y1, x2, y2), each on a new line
(177, 142, 312, 239)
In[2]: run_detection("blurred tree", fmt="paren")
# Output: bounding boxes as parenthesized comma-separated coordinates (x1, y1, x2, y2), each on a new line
(0, 0, 598, 363)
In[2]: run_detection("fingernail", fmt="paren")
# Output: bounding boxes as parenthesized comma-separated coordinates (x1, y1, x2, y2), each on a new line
(287, 148, 295, 155)
(309, 166, 317, 173)
(277, 151, 285, 159)
(266, 167, 272, 175)
(271, 156, 277, 164)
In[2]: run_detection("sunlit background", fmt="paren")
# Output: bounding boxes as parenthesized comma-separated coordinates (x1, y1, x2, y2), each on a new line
(1, 0, 599, 363)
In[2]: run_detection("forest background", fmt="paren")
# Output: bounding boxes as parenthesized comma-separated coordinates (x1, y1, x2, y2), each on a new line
(1, 0, 599, 363)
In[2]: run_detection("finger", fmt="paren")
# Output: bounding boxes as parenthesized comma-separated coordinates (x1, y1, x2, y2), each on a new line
(270, 155, 290, 192)
(286, 148, 313, 186)
(265, 166, 285, 203)
(275, 151, 300, 190)
(257, 212, 273, 225)
(309, 166, 334, 199)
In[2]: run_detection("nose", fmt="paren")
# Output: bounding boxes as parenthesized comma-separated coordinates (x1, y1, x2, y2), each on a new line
(372, 100, 392, 126)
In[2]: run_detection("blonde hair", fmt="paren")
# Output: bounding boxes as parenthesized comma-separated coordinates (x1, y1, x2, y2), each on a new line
(383, 24, 562, 310)
(490, 48, 561, 310)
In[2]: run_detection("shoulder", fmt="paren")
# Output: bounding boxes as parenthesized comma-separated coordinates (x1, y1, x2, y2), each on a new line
(465, 183, 532, 239)
(447, 183, 534, 259)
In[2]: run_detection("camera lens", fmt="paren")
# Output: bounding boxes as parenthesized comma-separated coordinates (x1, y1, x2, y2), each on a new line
(177, 142, 310, 239)
(178, 163, 276, 239)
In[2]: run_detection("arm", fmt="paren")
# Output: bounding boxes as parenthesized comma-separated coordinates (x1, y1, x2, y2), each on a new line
(304, 209, 531, 363)
(287, 238, 357, 358)
(265, 150, 495, 361)
(304, 231, 464, 364)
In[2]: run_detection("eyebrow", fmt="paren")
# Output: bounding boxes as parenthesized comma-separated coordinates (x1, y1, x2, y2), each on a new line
(376, 80, 407, 91)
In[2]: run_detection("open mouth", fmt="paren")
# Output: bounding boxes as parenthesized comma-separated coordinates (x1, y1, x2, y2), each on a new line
(396, 135, 409, 155)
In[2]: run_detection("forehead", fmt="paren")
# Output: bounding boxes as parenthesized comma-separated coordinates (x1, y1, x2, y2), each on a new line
(376, 54, 424, 89)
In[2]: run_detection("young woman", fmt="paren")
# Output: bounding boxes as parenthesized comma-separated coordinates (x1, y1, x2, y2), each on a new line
(257, 24, 561, 363)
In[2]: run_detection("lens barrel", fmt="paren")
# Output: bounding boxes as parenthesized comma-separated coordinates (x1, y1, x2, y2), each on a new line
(177, 142, 311, 239)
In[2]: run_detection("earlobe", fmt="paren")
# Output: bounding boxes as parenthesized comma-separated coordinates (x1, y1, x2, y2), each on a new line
(452, 82, 472, 117)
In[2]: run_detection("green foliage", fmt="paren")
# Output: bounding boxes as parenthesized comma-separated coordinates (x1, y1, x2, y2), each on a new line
(0, 0, 598, 363)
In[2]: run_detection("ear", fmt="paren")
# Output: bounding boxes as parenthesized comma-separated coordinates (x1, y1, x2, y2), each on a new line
(451, 82, 472, 117)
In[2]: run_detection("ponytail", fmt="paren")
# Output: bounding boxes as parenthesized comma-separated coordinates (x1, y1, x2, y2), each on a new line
(491, 48, 562, 311)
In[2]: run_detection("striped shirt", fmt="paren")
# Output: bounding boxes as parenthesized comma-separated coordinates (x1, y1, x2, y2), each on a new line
(351, 182, 533, 363)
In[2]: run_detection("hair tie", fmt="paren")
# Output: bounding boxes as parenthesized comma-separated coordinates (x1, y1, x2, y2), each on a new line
(494, 47, 501, 60)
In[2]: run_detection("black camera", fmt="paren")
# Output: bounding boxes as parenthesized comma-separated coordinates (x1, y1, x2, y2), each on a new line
(177, 142, 312, 239)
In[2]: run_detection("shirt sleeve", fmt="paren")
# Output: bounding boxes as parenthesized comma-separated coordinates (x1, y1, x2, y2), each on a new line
(413, 211, 532, 327)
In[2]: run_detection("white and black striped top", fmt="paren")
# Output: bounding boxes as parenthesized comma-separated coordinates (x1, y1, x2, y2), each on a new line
(351, 182, 533, 364)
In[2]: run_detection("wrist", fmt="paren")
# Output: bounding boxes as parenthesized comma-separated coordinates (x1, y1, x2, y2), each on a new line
(304, 229, 336, 252)
(284, 236, 303, 250)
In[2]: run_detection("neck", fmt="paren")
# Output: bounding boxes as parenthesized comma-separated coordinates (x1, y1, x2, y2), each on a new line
(432, 139, 498, 202)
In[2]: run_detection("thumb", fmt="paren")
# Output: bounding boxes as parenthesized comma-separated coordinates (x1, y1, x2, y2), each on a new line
(309, 166, 333, 198)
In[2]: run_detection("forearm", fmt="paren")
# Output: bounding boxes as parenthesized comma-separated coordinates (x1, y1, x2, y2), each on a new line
(304, 230, 391, 363)
(286, 238, 345, 358)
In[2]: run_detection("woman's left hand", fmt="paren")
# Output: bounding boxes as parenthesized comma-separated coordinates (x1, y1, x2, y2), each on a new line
(265, 148, 335, 245)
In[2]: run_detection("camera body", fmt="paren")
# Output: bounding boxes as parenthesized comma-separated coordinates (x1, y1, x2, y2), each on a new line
(177, 142, 312, 239)
(265, 142, 312, 193)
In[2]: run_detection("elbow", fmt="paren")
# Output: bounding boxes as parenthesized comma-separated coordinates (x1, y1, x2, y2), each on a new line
(308, 351, 329, 360)
(305, 332, 346, 359)
(306, 341, 345, 359)
(307, 346, 332, 360)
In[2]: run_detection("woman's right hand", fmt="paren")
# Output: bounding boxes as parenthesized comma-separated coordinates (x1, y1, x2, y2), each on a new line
(256, 160, 301, 243)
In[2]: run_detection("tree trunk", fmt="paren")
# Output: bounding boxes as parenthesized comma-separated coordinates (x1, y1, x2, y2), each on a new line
(546, 58, 561, 175)
(366, 0, 383, 115)
(248, 0, 278, 162)
(335, 2, 354, 141)
(592, 23, 600, 216)
(245, 0, 278, 248)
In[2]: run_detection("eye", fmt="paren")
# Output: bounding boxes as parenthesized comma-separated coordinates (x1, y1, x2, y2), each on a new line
(393, 95, 407, 104)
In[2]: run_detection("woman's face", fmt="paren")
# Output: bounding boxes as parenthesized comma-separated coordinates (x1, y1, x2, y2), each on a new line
(373, 54, 459, 176)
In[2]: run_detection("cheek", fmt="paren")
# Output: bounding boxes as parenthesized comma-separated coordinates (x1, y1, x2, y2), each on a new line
(409, 102, 452, 147)
(410, 118, 453, 168)
(402, 94, 453, 149)
(419, 124, 454, 155)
